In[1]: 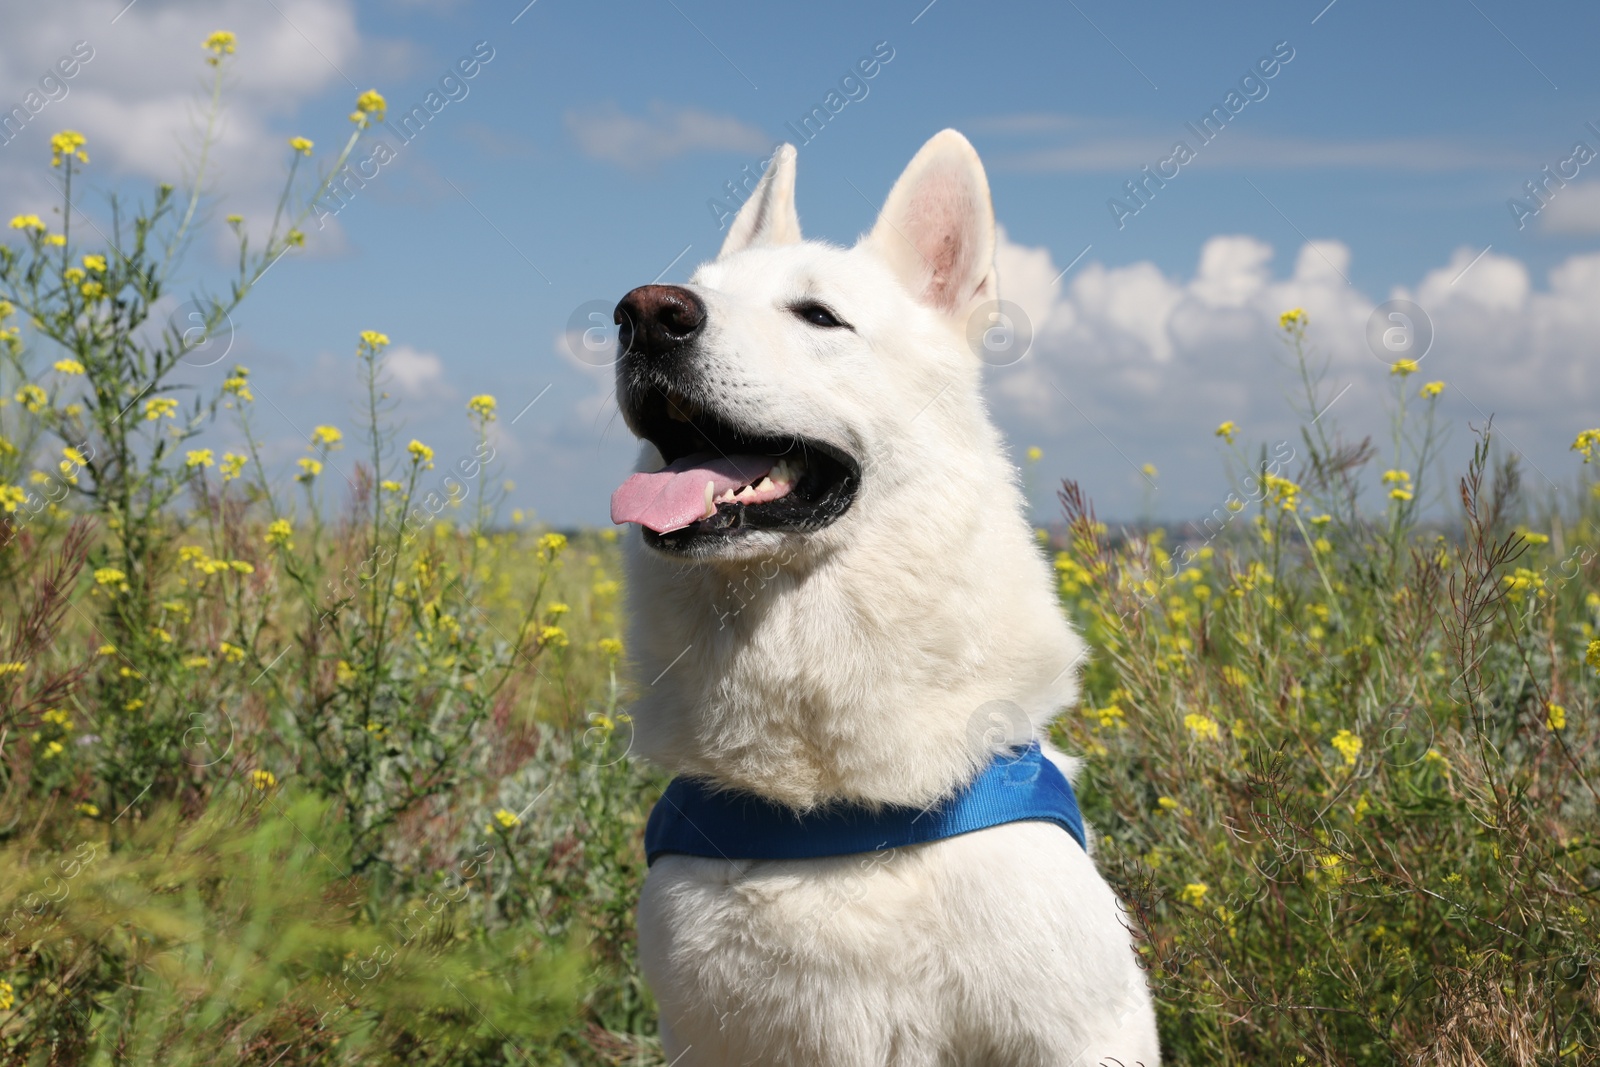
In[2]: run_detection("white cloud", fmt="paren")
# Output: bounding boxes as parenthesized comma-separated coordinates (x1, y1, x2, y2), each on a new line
(565, 101, 770, 169)
(0, 0, 371, 247)
(1538, 182, 1600, 235)
(987, 229, 1600, 517)
(383, 344, 446, 396)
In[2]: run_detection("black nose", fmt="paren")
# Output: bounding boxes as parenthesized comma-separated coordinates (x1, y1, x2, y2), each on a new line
(615, 284, 706, 359)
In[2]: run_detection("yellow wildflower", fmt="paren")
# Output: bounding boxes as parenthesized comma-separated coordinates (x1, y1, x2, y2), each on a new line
(1215, 420, 1237, 443)
(49, 129, 88, 167)
(1587, 639, 1600, 672)
(204, 31, 237, 60)
(219, 452, 247, 481)
(143, 396, 178, 420)
(296, 457, 323, 480)
(1179, 882, 1209, 906)
(1419, 380, 1445, 398)
(76, 802, 99, 817)
(537, 531, 567, 558)
(185, 449, 214, 469)
(407, 439, 435, 469)
(251, 769, 277, 790)
(597, 637, 624, 657)
(43, 234, 65, 247)
(1278, 307, 1305, 329)
(8, 214, 45, 231)
(1390, 358, 1418, 376)
(1088, 704, 1126, 731)
(93, 567, 128, 592)
(379, 479, 402, 492)
(82, 254, 106, 272)
(1382, 469, 1413, 501)
(15, 384, 47, 413)
(1573, 429, 1600, 463)
(360, 330, 391, 350)
(285, 228, 305, 248)
(309, 424, 343, 449)
(54, 358, 85, 374)
(494, 808, 520, 828)
(265, 518, 293, 548)
(288, 136, 314, 156)
(1261, 472, 1300, 512)
(351, 88, 387, 125)
(1545, 703, 1566, 731)
(1184, 713, 1220, 741)
(538, 624, 569, 648)
(467, 394, 497, 421)
(219, 641, 246, 664)
(223, 365, 253, 402)
(1331, 729, 1362, 766)
(97, 643, 116, 656)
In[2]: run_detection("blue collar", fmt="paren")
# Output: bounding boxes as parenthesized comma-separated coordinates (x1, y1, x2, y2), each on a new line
(644, 741, 1085, 865)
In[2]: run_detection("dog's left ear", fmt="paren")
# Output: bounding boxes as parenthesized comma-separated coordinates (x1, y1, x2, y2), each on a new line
(719, 144, 802, 257)
(864, 129, 997, 317)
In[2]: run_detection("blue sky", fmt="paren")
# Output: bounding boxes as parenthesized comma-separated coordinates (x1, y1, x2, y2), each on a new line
(3, 0, 1599, 525)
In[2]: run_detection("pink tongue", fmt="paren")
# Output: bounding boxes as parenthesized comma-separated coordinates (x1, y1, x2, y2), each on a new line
(611, 453, 776, 533)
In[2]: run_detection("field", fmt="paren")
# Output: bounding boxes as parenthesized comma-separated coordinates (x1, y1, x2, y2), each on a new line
(3, 47, 1600, 1066)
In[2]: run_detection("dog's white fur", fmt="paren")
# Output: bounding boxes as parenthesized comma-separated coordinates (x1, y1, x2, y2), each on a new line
(623, 130, 1160, 1066)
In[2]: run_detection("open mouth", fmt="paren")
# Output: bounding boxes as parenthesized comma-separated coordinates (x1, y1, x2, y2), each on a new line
(611, 388, 859, 551)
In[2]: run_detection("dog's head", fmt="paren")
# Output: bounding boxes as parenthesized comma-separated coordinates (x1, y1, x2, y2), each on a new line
(610, 129, 1003, 563)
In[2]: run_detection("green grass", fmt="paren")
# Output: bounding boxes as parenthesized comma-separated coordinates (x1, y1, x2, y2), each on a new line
(2, 38, 1598, 1067)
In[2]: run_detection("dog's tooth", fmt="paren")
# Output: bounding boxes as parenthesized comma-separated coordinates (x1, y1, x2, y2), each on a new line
(755, 477, 774, 492)
(704, 480, 716, 518)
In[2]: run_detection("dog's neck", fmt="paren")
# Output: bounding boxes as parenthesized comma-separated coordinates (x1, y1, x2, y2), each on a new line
(624, 480, 1084, 811)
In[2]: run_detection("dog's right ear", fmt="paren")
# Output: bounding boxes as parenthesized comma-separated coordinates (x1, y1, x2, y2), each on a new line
(719, 144, 801, 257)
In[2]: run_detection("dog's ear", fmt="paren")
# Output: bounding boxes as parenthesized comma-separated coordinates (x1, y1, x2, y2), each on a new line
(864, 129, 997, 316)
(719, 144, 801, 257)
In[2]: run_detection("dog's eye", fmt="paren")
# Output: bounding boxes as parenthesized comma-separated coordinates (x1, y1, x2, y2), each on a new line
(792, 303, 848, 329)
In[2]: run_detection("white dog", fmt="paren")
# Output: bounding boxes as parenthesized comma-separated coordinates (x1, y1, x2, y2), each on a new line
(610, 129, 1160, 1066)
